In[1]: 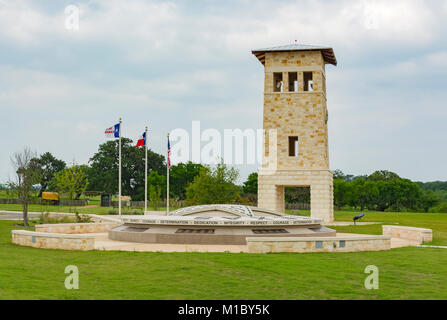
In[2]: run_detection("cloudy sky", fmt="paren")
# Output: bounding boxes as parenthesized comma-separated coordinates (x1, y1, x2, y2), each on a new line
(1, 0, 446, 184)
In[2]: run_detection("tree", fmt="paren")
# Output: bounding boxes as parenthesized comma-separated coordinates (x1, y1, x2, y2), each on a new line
(134, 170, 166, 202)
(54, 163, 89, 200)
(333, 169, 345, 180)
(331, 170, 441, 212)
(368, 170, 400, 182)
(242, 172, 258, 194)
(149, 185, 161, 210)
(351, 178, 378, 211)
(373, 178, 421, 212)
(420, 190, 440, 213)
(8, 148, 40, 226)
(389, 178, 422, 211)
(169, 162, 204, 200)
(31, 152, 66, 197)
(87, 138, 165, 197)
(285, 187, 310, 204)
(416, 181, 447, 192)
(185, 162, 240, 205)
(333, 178, 352, 210)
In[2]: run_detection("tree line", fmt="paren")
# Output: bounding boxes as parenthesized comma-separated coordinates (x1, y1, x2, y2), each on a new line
(332, 170, 447, 213)
(6, 139, 447, 225)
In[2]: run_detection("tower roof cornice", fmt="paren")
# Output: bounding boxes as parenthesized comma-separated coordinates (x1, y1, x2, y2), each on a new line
(252, 44, 337, 66)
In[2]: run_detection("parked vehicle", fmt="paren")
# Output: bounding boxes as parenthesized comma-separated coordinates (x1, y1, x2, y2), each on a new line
(42, 192, 60, 205)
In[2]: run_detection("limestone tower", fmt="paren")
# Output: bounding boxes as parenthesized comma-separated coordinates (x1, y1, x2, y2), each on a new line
(252, 44, 337, 223)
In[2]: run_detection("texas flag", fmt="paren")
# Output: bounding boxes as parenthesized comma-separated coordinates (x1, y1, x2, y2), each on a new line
(136, 131, 146, 147)
(105, 123, 120, 138)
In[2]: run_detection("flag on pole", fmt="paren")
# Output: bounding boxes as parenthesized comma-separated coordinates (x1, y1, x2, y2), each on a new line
(105, 123, 120, 138)
(167, 133, 170, 215)
(105, 119, 122, 216)
(167, 135, 171, 168)
(136, 131, 147, 147)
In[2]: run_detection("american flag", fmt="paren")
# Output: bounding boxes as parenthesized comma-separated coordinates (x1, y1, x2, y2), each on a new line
(167, 135, 171, 168)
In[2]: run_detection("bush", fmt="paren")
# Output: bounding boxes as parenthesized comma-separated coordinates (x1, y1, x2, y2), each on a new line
(38, 212, 73, 224)
(75, 212, 92, 223)
(149, 185, 161, 210)
(237, 193, 257, 206)
(385, 204, 408, 212)
(433, 203, 447, 213)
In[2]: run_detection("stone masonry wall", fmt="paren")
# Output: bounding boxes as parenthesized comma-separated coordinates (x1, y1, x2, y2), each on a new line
(382, 225, 433, 243)
(247, 236, 391, 253)
(258, 50, 333, 222)
(12, 230, 95, 251)
(262, 51, 329, 170)
(258, 169, 334, 223)
(35, 222, 119, 234)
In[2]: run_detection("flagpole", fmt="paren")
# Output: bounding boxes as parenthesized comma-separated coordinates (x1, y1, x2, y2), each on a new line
(167, 133, 170, 215)
(118, 117, 122, 217)
(144, 126, 148, 214)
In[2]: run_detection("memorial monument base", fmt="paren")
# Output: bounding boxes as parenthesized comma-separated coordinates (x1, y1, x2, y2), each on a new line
(108, 205, 336, 245)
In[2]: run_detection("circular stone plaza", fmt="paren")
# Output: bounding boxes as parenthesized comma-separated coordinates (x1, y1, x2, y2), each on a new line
(11, 204, 431, 253)
(109, 205, 335, 245)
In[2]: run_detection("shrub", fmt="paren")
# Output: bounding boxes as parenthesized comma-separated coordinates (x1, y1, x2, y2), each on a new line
(149, 185, 161, 210)
(38, 212, 74, 224)
(428, 203, 447, 213)
(385, 205, 408, 212)
(75, 212, 92, 223)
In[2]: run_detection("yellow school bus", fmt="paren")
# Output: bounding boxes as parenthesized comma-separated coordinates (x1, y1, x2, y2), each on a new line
(42, 192, 60, 205)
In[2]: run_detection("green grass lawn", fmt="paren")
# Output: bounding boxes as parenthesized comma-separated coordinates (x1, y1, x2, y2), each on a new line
(290, 209, 447, 246)
(330, 211, 447, 246)
(1, 211, 447, 299)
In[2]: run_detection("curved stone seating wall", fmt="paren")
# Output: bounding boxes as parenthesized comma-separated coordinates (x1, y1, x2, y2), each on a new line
(247, 235, 391, 253)
(12, 230, 95, 251)
(382, 225, 432, 243)
(39, 213, 120, 224)
(35, 222, 119, 234)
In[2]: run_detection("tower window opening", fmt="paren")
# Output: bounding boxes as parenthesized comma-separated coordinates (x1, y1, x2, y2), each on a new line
(303, 72, 313, 92)
(273, 73, 283, 92)
(288, 72, 298, 92)
(288, 136, 299, 157)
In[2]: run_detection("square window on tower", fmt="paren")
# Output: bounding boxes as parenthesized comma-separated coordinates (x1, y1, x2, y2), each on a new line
(273, 72, 283, 92)
(288, 72, 298, 92)
(303, 72, 313, 92)
(288, 136, 299, 157)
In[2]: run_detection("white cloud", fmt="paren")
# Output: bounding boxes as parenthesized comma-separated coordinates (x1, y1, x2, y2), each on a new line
(0, 0, 447, 182)
(1, 0, 443, 55)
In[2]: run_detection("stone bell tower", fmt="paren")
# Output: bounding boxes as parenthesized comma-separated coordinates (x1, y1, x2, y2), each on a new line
(252, 44, 337, 223)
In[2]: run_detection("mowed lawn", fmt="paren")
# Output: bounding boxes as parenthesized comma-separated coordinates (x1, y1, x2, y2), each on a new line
(1, 210, 447, 299)
(330, 211, 447, 246)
